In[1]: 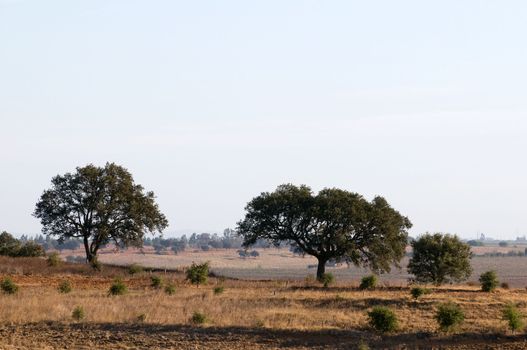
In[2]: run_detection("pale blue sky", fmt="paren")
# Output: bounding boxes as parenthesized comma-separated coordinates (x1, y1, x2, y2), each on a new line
(1, 1, 527, 238)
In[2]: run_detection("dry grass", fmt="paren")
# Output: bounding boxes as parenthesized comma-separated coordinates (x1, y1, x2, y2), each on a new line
(1, 257, 526, 335)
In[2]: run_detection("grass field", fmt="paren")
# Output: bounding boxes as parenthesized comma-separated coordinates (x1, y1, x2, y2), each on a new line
(77, 246, 527, 288)
(2, 256, 527, 349)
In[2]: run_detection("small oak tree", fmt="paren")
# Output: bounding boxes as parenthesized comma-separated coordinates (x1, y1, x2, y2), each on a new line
(237, 184, 412, 280)
(34, 163, 168, 265)
(408, 233, 472, 285)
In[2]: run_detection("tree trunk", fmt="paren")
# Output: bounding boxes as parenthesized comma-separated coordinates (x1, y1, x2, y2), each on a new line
(83, 236, 94, 263)
(316, 257, 327, 281)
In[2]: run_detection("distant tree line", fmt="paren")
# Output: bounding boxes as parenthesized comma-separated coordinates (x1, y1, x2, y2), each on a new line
(143, 229, 272, 255)
(0, 231, 45, 257)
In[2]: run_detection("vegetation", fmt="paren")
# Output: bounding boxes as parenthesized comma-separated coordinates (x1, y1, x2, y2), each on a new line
(34, 163, 169, 264)
(47, 252, 62, 267)
(58, 280, 72, 294)
(164, 283, 176, 295)
(435, 302, 465, 332)
(128, 264, 143, 275)
(237, 184, 411, 279)
(186, 262, 209, 286)
(108, 279, 128, 296)
(319, 273, 335, 288)
(410, 286, 429, 300)
(191, 311, 207, 325)
(479, 271, 499, 292)
(150, 275, 163, 289)
(72, 306, 85, 321)
(359, 275, 378, 290)
(1, 277, 19, 294)
(0, 231, 45, 257)
(367, 306, 398, 333)
(408, 233, 472, 285)
(213, 286, 225, 295)
(502, 303, 524, 333)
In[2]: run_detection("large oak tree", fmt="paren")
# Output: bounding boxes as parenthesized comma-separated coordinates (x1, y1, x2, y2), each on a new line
(237, 184, 412, 279)
(34, 163, 168, 265)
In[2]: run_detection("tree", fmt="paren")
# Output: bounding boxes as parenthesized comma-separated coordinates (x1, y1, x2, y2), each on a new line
(34, 163, 168, 265)
(0, 231, 20, 256)
(0, 231, 45, 257)
(408, 233, 472, 285)
(237, 184, 412, 280)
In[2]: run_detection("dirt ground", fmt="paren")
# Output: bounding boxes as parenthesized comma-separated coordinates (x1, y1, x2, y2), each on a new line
(1, 322, 527, 350)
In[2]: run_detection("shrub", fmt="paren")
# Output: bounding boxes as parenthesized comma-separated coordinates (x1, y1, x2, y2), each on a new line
(47, 252, 62, 267)
(58, 280, 72, 294)
(501, 282, 510, 289)
(435, 302, 464, 332)
(150, 275, 163, 289)
(503, 304, 524, 333)
(90, 257, 101, 271)
(164, 283, 176, 295)
(360, 275, 378, 290)
(0, 277, 18, 295)
(479, 271, 499, 292)
(367, 306, 398, 333)
(410, 286, 429, 300)
(72, 306, 85, 321)
(213, 286, 224, 295)
(186, 262, 209, 286)
(136, 313, 147, 323)
(319, 273, 335, 288)
(108, 279, 127, 296)
(16, 241, 45, 257)
(128, 264, 143, 275)
(190, 311, 207, 325)
(408, 233, 472, 285)
(358, 341, 370, 350)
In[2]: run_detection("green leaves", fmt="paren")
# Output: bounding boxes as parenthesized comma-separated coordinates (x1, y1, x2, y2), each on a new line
(237, 184, 411, 279)
(408, 233, 472, 285)
(34, 163, 168, 263)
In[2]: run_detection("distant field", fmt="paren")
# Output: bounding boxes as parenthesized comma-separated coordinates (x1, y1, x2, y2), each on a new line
(58, 246, 527, 288)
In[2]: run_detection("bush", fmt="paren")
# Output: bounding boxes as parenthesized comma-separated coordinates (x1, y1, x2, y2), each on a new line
(128, 264, 143, 275)
(16, 241, 45, 257)
(186, 262, 209, 286)
(58, 280, 72, 294)
(319, 273, 335, 288)
(479, 271, 499, 292)
(90, 257, 101, 271)
(1, 277, 18, 295)
(410, 286, 429, 300)
(408, 233, 472, 285)
(164, 283, 176, 295)
(108, 279, 127, 296)
(136, 313, 147, 323)
(503, 304, 524, 333)
(47, 252, 62, 267)
(501, 282, 510, 289)
(367, 306, 398, 333)
(150, 275, 163, 289)
(435, 302, 464, 332)
(72, 306, 85, 321)
(213, 286, 225, 295)
(190, 311, 207, 325)
(360, 275, 378, 290)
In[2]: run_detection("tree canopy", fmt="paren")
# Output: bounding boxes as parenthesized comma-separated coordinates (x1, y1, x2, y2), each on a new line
(408, 233, 472, 285)
(237, 184, 412, 279)
(34, 163, 168, 265)
(0, 231, 45, 257)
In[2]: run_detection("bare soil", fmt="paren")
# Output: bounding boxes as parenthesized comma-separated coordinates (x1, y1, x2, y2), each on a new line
(1, 322, 527, 349)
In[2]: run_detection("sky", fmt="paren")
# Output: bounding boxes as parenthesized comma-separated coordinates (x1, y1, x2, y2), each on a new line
(1, 1, 527, 239)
